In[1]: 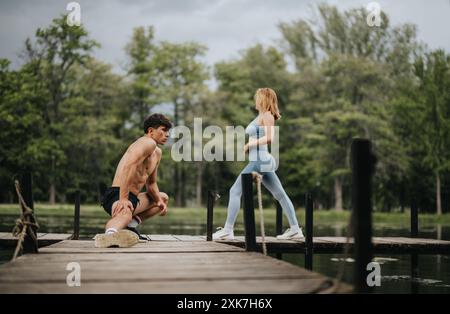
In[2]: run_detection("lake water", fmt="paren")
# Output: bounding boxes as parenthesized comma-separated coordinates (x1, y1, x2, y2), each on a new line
(0, 212, 449, 294)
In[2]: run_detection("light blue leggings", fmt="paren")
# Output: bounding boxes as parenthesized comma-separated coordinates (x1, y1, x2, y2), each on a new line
(225, 158, 299, 229)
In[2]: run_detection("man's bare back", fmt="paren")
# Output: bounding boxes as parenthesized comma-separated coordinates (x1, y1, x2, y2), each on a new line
(112, 136, 161, 196)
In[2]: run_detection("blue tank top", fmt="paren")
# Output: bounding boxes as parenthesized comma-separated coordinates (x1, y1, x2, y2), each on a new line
(245, 116, 265, 138)
(245, 116, 269, 161)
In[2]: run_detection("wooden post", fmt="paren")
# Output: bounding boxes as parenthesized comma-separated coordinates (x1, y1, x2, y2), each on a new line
(410, 199, 418, 238)
(20, 172, 34, 210)
(410, 198, 419, 293)
(305, 193, 313, 270)
(275, 201, 283, 259)
(276, 201, 283, 236)
(73, 190, 80, 240)
(351, 139, 375, 293)
(242, 173, 257, 252)
(206, 190, 214, 241)
(20, 172, 38, 253)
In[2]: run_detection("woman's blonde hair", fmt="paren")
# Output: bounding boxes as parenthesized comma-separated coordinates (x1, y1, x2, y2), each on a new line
(254, 88, 281, 120)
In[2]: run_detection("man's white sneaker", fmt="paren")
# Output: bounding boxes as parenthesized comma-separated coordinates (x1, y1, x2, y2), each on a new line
(94, 229, 139, 248)
(212, 227, 234, 240)
(276, 227, 304, 240)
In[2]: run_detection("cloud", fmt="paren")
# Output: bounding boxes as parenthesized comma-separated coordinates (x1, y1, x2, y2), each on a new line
(1, 0, 449, 74)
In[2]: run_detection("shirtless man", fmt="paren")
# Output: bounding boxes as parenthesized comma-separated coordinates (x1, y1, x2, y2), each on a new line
(95, 113, 172, 248)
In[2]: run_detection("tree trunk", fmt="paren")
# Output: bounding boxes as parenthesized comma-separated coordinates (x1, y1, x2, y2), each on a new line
(334, 176, 343, 211)
(49, 183, 56, 205)
(181, 166, 186, 207)
(59, 193, 66, 204)
(174, 165, 181, 207)
(196, 162, 204, 206)
(173, 101, 182, 207)
(436, 173, 442, 215)
(49, 154, 56, 204)
(97, 183, 102, 203)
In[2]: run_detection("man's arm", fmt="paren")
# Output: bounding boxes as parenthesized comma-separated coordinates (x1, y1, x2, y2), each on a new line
(145, 148, 162, 201)
(145, 148, 167, 215)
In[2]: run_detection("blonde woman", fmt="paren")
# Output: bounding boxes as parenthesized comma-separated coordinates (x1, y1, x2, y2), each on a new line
(213, 88, 304, 240)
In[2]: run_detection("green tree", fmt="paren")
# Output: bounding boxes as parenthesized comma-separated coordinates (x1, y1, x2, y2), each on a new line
(23, 15, 98, 203)
(279, 4, 413, 210)
(0, 59, 49, 201)
(58, 58, 128, 202)
(125, 26, 158, 130)
(412, 50, 450, 214)
(153, 41, 209, 206)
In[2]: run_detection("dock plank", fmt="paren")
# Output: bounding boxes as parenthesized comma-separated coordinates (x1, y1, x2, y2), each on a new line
(0, 278, 341, 294)
(147, 234, 179, 241)
(0, 238, 349, 294)
(216, 236, 450, 254)
(171, 235, 205, 242)
(39, 240, 243, 253)
(0, 232, 72, 248)
(2, 232, 449, 254)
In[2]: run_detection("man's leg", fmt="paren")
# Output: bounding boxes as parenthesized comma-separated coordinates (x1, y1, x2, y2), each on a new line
(95, 202, 138, 248)
(105, 201, 133, 231)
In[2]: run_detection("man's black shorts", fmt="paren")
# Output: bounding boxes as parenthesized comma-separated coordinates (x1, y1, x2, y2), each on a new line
(101, 187, 139, 216)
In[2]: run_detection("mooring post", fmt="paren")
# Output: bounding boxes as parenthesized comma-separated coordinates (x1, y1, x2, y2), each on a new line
(410, 198, 419, 293)
(242, 173, 257, 252)
(411, 199, 418, 238)
(275, 201, 283, 259)
(305, 193, 314, 270)
(72, 190, 80, 240)
(206, 190, 214, 241)
(20, 172, 34, 210)
(276, 201, 283, 236)
(20, 172, 38, 253)
(351, 139, 375, 293)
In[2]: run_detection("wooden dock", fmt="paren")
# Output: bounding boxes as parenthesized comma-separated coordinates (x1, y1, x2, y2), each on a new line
(1, 232, 449, 254)
(0, 232, 72, 248)
(216, 236, 450, 254)
(0, 236, 351, 294)
(1, 233, 449, 293)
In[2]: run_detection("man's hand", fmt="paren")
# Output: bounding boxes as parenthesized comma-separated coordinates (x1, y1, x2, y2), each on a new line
(157, 199, 168, 216)
(113, 198, 133, 216)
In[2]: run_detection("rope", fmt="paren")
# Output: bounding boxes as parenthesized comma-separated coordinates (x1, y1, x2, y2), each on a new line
(252, 172, 267, 256)
(11, 180, 39, 261)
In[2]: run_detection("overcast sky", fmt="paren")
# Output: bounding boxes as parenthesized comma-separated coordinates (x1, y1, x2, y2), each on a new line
(1, 0, 450, 74)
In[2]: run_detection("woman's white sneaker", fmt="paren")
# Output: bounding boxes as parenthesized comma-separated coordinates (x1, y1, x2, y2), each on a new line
(276, 227, 304, 240)
(212, 227, 234, 240)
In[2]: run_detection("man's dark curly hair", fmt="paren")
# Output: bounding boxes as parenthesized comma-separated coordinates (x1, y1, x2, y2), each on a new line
(143, 113, 172, 134)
